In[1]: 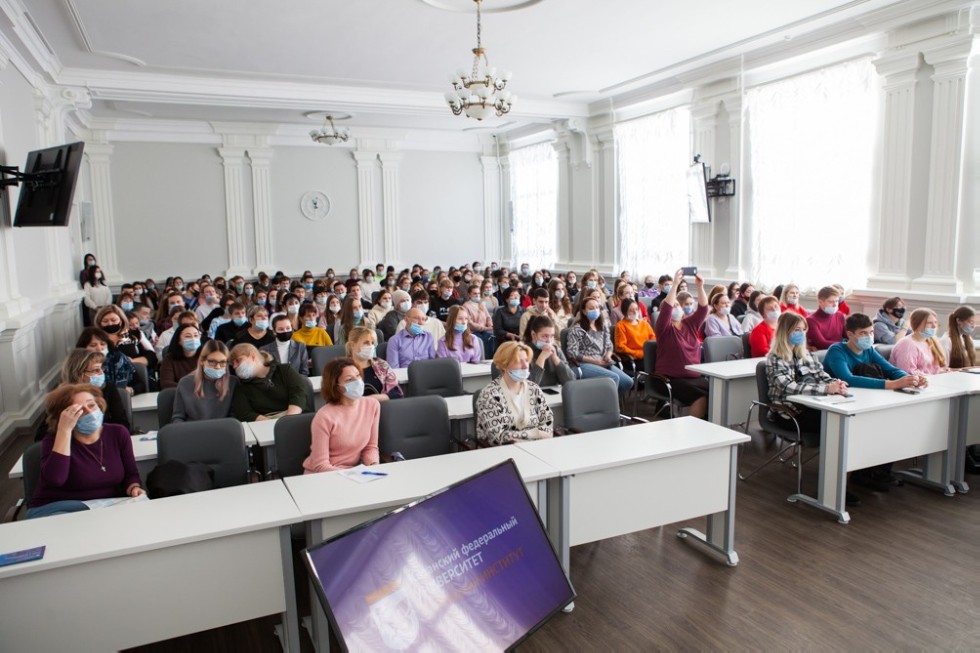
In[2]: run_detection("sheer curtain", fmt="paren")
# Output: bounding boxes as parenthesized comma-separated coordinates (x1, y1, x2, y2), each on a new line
(510, 142, 558, 269)
(615, 107, 692, 276)
(746, 58, 878, 291)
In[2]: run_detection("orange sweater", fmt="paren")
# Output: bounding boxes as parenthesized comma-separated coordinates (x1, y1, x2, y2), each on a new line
(614, 318, 655, 359)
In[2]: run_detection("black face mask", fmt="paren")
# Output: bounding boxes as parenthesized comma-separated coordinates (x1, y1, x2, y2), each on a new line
(102, 323, 122, 334)
(275, 332, 293, 343)
(645, 282, 655, 289)
(891, 307, 905, 318)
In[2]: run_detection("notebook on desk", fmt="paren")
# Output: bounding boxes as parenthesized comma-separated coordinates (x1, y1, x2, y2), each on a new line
(811, 395, 856, 405)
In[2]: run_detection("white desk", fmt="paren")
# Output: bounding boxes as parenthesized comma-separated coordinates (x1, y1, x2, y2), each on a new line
(515, 417, 750, 571)
(686, 357, 764, 429)
(131, 390, 160, 432)
(9, 433, 160, 481)
(787, 385, 961, 523)
(0, 481, 303, 652)
(284, 446, 560, 653)
(925, 371, 980, 492)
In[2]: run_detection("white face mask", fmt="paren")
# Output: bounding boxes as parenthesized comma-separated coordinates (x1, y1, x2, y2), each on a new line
(379, 301, 391, 310)
(398, 300, 411, 313)
(357, 345, 376, 361)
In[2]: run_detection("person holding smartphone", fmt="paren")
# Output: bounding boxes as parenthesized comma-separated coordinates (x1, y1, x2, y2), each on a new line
(654, 268, 710, 419)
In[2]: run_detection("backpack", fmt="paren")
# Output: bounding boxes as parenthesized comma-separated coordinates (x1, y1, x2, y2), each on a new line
(146, 460, 215, 499)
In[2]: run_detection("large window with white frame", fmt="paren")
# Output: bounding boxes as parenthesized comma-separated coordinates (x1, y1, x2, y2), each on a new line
(509, 142, 558, 269)
(745, 57, 879, 291)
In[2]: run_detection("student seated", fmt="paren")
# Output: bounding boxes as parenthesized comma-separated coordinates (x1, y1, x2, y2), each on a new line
(291, 304, 333, 348)
(740, 290, 765, 334)
(704, 291, 744, 338)
(364, 290, 393, 330)
(872, 297, 911, 344)
(95, 305, 158, 372)
(613, 298, 655, 376)
(27, 384, 144, 519)
(437, 305, 484, 364)
(520, 288, 561, 337)
(159, 323, 203, 389)
(475, 342, 554, 446)
(493, 287, 525, 345)
(76, 327, 135, 394)
(940, 306, 976, 369)
(806, 286, 847, 350)
(302, 357, 381, 474)
(395, 290, 446, 351)
(261, 315, 310, 376)
(214, 301, 249, 344)
(59, 348, 131, 432)
(229, 344, 310, 421)
(823, 313, 926, 391)
(780, 284, 808, 318)
(730, 282, 755, 318)
(749, 296, 782, 357)
(523, 315, 576, 387)
(461, 284, 495, 357)
(378, 290, 412, 342)
(236, 305, 275, 349)
(654, 270, 710, 419)
(889, 308, 948, 376)
(172, 340, 238, 422)
(345, 327, 403, 401)
(386, 308, 435, 368)
(565, 296, 634, 394)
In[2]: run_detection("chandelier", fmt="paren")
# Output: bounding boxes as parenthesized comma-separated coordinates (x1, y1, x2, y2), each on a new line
(309, 115, 350, 145)
(445, 0, 515, 121)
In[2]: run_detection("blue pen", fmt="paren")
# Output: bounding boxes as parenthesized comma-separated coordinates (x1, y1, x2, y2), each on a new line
(360, 471, 388, 477)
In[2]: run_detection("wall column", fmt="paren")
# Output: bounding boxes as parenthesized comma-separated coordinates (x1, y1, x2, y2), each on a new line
(722, 93, 745, 280)
(378, 152, 402, 268)
(591, 127, 616, 272)
(84, 137, 123, 285)
(353, 151, 380, 268)
(480, 155, 502, 262)
(691, 100, 719, 277)
(217, 146, 250, 277)
(552, 139, 571, 269)
(247, 148, 275, 276)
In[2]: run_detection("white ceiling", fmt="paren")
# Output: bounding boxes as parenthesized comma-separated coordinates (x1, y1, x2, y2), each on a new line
(3, 0, 914, 134)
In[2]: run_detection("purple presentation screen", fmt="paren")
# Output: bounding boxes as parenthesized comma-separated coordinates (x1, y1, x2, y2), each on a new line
(304, 459, 575, 652)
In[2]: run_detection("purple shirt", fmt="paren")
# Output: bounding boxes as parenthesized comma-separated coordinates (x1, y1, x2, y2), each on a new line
(386, 329, 435, 368)
(806, 309, 847, 350)
(437, 332, 484, 364)
(31, 424, 141, 507)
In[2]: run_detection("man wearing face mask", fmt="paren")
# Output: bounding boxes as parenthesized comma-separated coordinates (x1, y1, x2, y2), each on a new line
(806, 286, 847, 351)
(823, 313, 925, 390)
(395, 290, 446, 352)
(386, 308, 435, 368)
(260, 314, 310, 376)
(873, 297, 911, 344)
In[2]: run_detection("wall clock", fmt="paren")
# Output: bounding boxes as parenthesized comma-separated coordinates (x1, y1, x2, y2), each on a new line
(300, 191, 331, 221)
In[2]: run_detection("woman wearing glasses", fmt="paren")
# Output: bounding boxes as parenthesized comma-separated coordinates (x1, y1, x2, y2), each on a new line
(171, 340, 238, 422)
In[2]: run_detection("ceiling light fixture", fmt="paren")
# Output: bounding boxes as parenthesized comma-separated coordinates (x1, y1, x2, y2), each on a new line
(309, 115, 350, 145)
(445, 0, 516, 121)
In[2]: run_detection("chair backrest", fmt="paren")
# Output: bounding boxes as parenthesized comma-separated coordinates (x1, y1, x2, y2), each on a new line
(562, 377, 620, 433)
(273, 413, 314, 478)
(376, 342, 388, 361)
(703, 335, 744, 363)
(157, 387, 177, 427)
(131, 362, 150, 394)
(304, 377, 315, 412)
(490, 362, 501, 380)
(21, 441, 43, 506)
(741, 332, 752, 358)
(813, 349, 828, 364)
(374, 328, 385, 345)
(643, 339, 658, 376)
(754, 360, 786, 435)
(310, 344, 347, 376)
(378, 396, 452, 460)
(560, 328, 571, 359)
(118, 388, 133, 430)
(874, 343, 895, 361)
(157, 417, 248, 488)
(638, 296, 654, 310)
(406, 358, 463, 397)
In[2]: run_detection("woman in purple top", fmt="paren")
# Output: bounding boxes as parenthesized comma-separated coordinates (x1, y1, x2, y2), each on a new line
(654, 269, 710, 418)
(437, 305, 484, 364)
(28, 383, 144, 519)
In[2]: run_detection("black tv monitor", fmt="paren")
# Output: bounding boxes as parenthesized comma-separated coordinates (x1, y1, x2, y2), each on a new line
(304, 459, 575, 652)
(8, 142, 84, 227)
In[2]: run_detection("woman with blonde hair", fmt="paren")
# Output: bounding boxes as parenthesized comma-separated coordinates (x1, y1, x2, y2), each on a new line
(940, 306, 976, 369)
(475, 341, 554, 446)
(229, 343, 310, 421)
(437, 304, 484, 364)
(172, 340, 238, 422)
(889, 308, 948, 375)
(780, 284, 808, 318)
(344, 326, 402, 401)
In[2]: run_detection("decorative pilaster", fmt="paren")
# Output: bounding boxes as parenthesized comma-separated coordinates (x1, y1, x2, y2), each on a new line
(552, 139, 571, 269)
(591, 128, 616, 268)
(868, 52, 924, 289)
(353, 151, 380, 268)
(722, 93, 744, 280)
(480, 155, 502, 262)
(913, 37, 976, 294)
(217, 147, 250, 277)
(498, 153, 512, 265)
(691, 100, 719, 277)
(247, 148, 275, 276)
(84, 139, 123, 284)
(378, 152, 402, 268)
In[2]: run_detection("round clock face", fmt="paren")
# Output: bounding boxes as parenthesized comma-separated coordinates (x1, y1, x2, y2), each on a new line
(301, 191, 331, 221)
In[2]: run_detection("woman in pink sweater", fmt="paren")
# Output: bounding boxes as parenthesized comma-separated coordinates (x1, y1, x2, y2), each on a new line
(302, 357, 380, 473)
(889, 308, 949, 376)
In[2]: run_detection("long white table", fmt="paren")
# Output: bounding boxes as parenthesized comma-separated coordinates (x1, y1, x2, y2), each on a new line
(284, 446, 560, 653)
(686, 357, 764, 429)
(787, 385, 962, 523)
(924, 370, 980, 492)
(0, 481, 303, 652)
(9, 432, 160, 481)
(515, 417, 749, 571)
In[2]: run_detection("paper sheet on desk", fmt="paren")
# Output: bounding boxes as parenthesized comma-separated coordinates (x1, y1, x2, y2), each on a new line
(811, 395, 856, 405)
(82, 495, 150, 510)
(339, 464, 388, 483)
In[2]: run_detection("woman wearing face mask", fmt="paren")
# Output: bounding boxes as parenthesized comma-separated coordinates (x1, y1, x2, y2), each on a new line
(823, 313, 925, 390)
(613, 299, 656, 376)
(27, 384, 144, 519)
(171, 340, 237, 423)
(291, 303, 333, 348)
(364, 289, 393, 329)
(159, 324, 203, 389)
(493, 287, 525, 345)
(236, 306, 275, 349)
(437, 305, 484, 364)
(345, 327, 403, 401)
(303, 357, 380, 473)
(333, 295, 368, 347)
(229, 344, 310, 421)
(565, 271, 581, 300)
(779, 284, 808, 318)
(478, 279, 498, 312)
(941, 306, 977, 369)
(522, 315, 575, 387)
(76, 327, 135, 392)
(95, 305, 157, 372)
(739, 291, 766, 334)
(319, 294, 343, 338)
(461, 284, 495, 356)
(889, 308, 949, 376)
(873, 297, 912, 344)
(79, 253, 97, 288)
(547, 279, 573, 328)
(565, 297, 634, 394)
(430, 279, 459, 323)
(748, 296, 783, 357)
(59, 348, 131, 432)
(704, 292, 744, 338)
(476, 342, 554, 446)
(654, 269, 710, 419)
(82, 264, 112, 324)
(155, 291, 185, 333)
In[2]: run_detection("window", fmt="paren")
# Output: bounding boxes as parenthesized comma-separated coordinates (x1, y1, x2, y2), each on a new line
(615, 106, 692, 276)
(509, 142, 558, 269)
(745, 58, 878, 291)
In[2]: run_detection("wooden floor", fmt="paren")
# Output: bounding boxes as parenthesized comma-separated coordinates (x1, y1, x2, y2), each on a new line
(2, 411, 978, 651)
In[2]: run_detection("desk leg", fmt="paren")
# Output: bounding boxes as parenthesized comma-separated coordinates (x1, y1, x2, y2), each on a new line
(545, 476, 574, 613)
(279, 526, 301, 653)
(788, 412, 850, 524)
(678, 444, 739, 566)
(951, 395, 970, 493)
(307, 521, 333, 653)
(265, 444, 278, 479)
(706, 377, 725, 426)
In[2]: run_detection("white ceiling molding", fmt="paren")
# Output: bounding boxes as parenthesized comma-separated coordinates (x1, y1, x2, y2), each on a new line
(1, 0, 62, 79)
(63, 0, 146, 67)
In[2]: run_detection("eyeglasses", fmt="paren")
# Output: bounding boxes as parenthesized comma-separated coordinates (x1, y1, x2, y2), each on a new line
(203, 359, 228, 368)
(84, 367, 103, 375)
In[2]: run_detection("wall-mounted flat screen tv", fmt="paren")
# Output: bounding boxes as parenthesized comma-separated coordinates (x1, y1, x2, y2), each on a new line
(10, 142, 84, 227)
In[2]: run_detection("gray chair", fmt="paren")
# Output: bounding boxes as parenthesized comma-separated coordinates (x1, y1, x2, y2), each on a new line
(374, 328, 385, 345)
(310, 344, 347, 376)
(813, 349, 828, 364)
(157, 418, 249, 488)
(9, 442, 44, 520)
(634, 340, 673, 419)
(376, 342, 388, 361)
(738, 361, 818, 494)
(118, 389, 134, 431)
(273, 413, 314, 478)
(742, 332, 753, 358)
(703, 335, 744, 363)
(874, 343, 895, 361)
(638, 296, 654, 311)
(157, 387, 177, 427)
(406, 358, 463, 397)
(304, 377, 315, 412)
(563, 377, 645, 433)
(131, 361, 150, 394)
(378, 396, 452, 460)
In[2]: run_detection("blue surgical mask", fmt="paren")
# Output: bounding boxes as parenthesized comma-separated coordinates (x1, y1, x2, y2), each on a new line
(586, 309, 601, 321)
(304, 320, 317, 329)
(719, 307, 730, 316)
(408, 323, 424, 336)
(683, 305, 695, 316)
(121, 301, 134, 311)
(337, 292, 347, 300)
(961, 324, 976, 336)
(182, 337, 201, 352)
(233, 317, 247, 327)
(822, 305, 838, 315)
(535, 341, 550, 350)
(304, 283, 313, 291)
(88, 374, 106, 388)
(586, 280, 597, 289)
(255, 319, 269, 330)
(508, 299, 520, 308)
(454, 323, 467, 333)
(471, 296, 481, 303)
(766, 310, 780, 322)
(508, 368, 529, 382)
(244, 288, 253, 296)
(203, 366, 226, 380)
(663, 284, 672, 293)
(343, 379, 365, 399)
(353, 310, 364, 321)
(855, 335, 873, 351)
(921, 327, 936, 339)
(789, 331, 806, 346)
(236, 360, 257, 380)
(76, 408, 104, 435)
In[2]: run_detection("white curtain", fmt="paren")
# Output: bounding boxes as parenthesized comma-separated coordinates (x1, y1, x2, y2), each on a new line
(510, 142, 558, 269)
(615, 106, 692, 276)
(746, 58, 878, 291)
